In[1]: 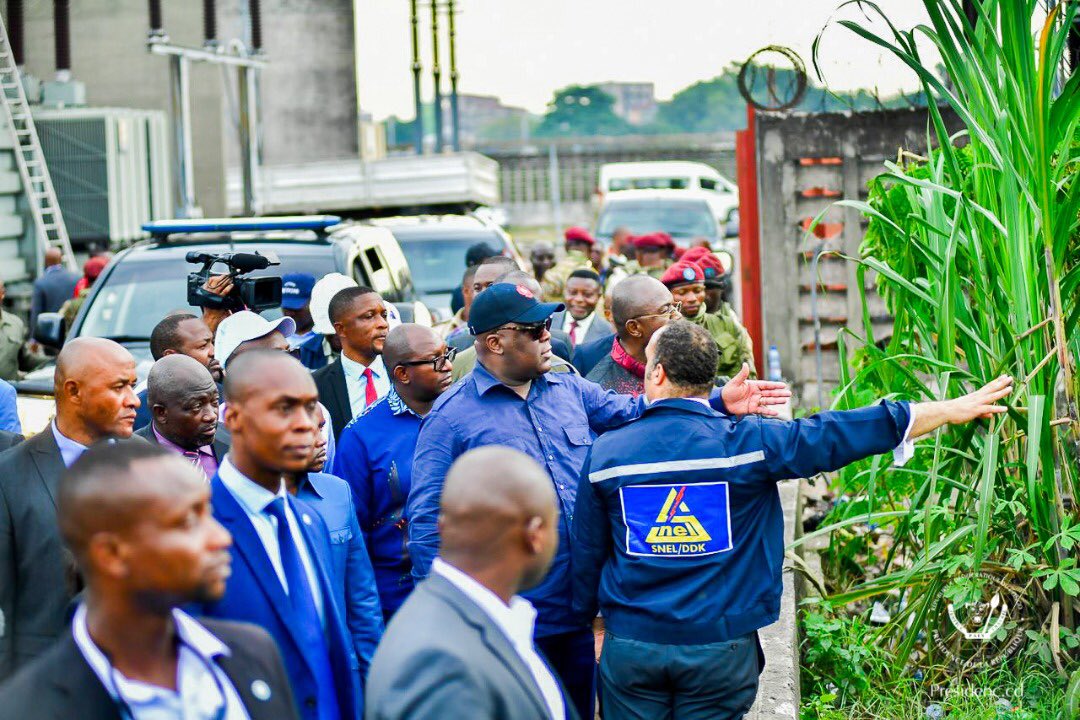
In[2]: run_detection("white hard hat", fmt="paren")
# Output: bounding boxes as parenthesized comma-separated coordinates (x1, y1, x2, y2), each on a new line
(216, 311, 296, 368)
(310, 273, 358, 335)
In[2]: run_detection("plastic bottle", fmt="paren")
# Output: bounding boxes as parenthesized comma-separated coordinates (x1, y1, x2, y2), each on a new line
(767, 344, 782, 382)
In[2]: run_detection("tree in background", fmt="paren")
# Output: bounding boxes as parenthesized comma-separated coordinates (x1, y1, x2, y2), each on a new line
(535, 85, 632, 138)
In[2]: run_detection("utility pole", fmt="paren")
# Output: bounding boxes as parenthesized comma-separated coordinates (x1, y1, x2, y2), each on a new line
(409, 0, 423, 155)
(431, 0, 444, 153)
(447, 0, 460, 151)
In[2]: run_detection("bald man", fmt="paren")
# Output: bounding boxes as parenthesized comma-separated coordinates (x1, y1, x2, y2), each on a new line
(0, 442, 301, 719)
(366, 446, 572, 720)
(30, 246, 79, 330)
(586, 275, 678, 397)
(0, 337, 143, 679)
(136, 354, 229, 479)
(198, 351, 362, 720)
(332, 324, 455, 618)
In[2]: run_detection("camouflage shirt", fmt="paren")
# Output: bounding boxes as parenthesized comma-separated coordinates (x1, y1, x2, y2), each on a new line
(540, 250, 593, 302)
(689, 304, 756, 380)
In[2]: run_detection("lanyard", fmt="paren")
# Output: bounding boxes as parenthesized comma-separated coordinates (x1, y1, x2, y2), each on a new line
(106, 638, 229, 720)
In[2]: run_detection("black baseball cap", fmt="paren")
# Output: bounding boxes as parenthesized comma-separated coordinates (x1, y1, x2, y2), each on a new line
(468, 283, 564, 335)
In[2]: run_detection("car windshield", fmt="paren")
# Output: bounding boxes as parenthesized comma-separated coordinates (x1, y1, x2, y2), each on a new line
(596, 199, 718, 239)
(397, 232, 508, 295)
(79, 251, 337, 340)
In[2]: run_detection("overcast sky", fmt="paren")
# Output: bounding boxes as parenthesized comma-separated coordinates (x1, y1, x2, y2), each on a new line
(354, 0, 938, 120)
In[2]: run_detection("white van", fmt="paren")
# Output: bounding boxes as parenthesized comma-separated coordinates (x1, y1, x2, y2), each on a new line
(597, 161, 739, 221)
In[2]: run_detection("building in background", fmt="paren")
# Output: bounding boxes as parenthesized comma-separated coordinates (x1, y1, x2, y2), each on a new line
(596, 82, 657, 126)
(16, 0, 359, 218)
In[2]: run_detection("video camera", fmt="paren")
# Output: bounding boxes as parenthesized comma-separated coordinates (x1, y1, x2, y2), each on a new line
(186, 251, 282, 312)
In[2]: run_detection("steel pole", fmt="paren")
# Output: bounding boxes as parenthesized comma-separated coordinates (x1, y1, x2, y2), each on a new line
(169, 54, 198, 217)
(431, 0, 444, 153)
(409, 0, 423, 155)
(237, 64, 260, 216)
(447, 0, 460, 151)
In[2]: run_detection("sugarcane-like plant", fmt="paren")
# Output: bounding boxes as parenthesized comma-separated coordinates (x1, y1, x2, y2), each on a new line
(801, 0, 1080, 679)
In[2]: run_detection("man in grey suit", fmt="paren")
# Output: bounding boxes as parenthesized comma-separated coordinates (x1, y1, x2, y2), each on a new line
(30, 248, 80, 331)
(0, 337, 141, 680)
(134, 354, 229, 479)
(550, 269, 613, 349)
(366, 446, 574, 720)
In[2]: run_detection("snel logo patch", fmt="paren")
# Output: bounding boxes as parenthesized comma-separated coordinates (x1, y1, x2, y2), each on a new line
(620, 482, 733, 557)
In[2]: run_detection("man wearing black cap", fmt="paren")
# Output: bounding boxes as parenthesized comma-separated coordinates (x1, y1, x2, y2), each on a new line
(407, 282, 791, 720)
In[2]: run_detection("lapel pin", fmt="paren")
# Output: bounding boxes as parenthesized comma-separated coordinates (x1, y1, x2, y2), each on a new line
(251, 679, 272, 701)
(302, 514, 312, 526)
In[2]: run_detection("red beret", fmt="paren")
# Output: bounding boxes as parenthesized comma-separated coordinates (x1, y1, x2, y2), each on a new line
(673, 246, 687, 260)
(564, 226, 595, 245)
(84, 256, 108, 281)
(681, 246, 709, 264)
(632, 232, 675, 250)
(661, 260, 705, 288)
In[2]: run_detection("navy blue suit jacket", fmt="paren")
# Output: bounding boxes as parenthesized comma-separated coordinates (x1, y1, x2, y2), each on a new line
(30, 267, 79, 328)
(572, 332, 615, 377)
(297, 472, 384, 677)
(199, 476, 362, 720)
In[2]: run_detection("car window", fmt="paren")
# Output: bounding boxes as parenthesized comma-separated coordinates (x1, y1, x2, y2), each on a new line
(396, 232, 509, 295)
(700, 178, 717, 190)
(79, 251, 336, 340)
(596, 199, 718, 240)
(608, 177, 690, 192)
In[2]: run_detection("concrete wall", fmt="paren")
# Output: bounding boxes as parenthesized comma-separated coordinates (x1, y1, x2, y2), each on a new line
(19, 0, 229, 216)
(219, 0, 358, 166)
(755, 107, 961, 407)
(16, 0, 358, 218)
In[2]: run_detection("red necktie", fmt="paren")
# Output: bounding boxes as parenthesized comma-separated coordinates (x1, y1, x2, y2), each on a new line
(569, 320, 579, 347)
(363, 367, 377, 406)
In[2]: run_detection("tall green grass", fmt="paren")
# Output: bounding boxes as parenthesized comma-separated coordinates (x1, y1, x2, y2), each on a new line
(802, 0, 1080, 677)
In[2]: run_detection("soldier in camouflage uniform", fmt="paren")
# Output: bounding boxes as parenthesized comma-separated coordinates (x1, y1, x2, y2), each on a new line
(540, 226, 595, 302)
(661, 259, 756, 380)
(618, 232, 675, 283)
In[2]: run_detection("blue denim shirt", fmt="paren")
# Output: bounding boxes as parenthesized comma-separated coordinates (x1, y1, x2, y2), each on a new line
(331, 389, 420, 617)
(407, 361, 728, 636)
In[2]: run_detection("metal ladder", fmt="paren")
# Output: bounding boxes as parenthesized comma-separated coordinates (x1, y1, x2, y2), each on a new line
(0, 13, 76, 272)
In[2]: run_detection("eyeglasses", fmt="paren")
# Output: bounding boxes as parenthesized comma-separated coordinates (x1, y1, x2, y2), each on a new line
(630, 301, 682, 322)
(501, 317, 553, 341)
(397, 346, 458, 372)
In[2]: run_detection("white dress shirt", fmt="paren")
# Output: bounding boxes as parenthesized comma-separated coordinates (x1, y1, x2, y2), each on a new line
(339, 353, 390, 418)
(72, 604, 251, 720)
(217, 457, 325, 623)
(432, 558, 566, 720)
(561, 311, 596, 346)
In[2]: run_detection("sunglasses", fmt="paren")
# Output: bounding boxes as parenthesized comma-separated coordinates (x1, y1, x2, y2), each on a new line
(397, 347, 458, 372)
(501, 317, 553, 341)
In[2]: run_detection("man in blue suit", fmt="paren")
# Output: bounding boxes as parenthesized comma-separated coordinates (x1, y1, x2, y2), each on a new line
(290, 405, 384, 678)
(197, 350, 362, 720)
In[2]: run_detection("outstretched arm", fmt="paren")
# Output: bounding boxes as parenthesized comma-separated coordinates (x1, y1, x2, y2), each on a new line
(719, 363, 791, 417)
(908, 375, 1013, 439)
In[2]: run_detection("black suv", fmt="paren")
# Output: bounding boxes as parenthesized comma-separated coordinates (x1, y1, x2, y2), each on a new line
(19, 216, 426, 395)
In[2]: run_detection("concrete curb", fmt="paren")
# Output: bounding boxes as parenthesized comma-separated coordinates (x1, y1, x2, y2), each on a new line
(747, 478, 801, 719)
